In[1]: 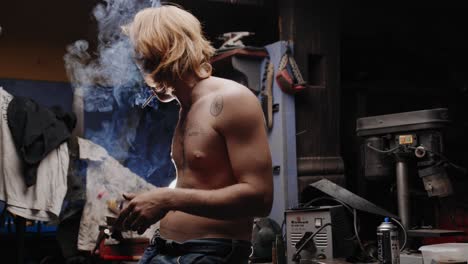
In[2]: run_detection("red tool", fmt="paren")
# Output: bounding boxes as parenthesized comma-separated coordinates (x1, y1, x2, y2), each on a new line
(276, 52, 306, 94)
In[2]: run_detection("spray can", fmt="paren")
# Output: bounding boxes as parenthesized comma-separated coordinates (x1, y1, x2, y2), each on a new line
(377, 217, 400, 264)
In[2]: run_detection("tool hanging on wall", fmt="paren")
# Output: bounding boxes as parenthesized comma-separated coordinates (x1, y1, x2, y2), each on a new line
(276, 49, 306, 94)
(217, 31, 255, 51)
(260, 58, 275, 130)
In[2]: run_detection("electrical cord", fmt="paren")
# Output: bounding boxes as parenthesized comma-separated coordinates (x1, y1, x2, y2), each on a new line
(352, 209, 366, 252)
(366, 143, 400, 154)
(390, 217, 407, 251)
(353, 208, 376, 261)
(364, 143, 413, 251)
(292, 223, 332, 262)
(280, 218, 286, 242)
(302, 196, 354, 214)
(365, 143, 433, 253)
(301, 197, 357, 240)
(303, 197, 407, 260)
(407, 146, 467, 174)
(367, 143, 467, 174)
(302, 197, 368, 257)
(301, 198, 407, 260)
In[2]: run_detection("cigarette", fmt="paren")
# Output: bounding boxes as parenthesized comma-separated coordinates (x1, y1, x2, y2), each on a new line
(141, 93, 157, 109)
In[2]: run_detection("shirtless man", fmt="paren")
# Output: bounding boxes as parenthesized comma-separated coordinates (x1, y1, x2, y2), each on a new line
(115, 5, 273, 264)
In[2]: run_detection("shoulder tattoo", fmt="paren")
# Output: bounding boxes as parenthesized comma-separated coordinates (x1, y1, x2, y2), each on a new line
(210, 95, 223, 117)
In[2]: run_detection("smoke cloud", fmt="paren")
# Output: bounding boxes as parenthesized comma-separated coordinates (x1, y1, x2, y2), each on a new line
(64, 0, 160, 111)
(64, 0, 177, 187)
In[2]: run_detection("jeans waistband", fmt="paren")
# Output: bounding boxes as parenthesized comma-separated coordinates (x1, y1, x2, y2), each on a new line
(150, 233, 251, 257)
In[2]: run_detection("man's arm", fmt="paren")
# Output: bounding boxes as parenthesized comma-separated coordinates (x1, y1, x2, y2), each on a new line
(117, 86, 273, 232)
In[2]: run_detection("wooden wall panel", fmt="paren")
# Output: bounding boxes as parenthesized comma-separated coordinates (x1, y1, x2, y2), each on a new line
(279, 0, 343, 198)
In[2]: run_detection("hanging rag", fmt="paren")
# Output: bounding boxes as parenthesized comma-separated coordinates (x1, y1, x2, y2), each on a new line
(7, 96, 76, 187)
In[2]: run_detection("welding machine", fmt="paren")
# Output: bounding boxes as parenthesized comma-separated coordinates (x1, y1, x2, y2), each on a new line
(285, 205, 354, 263)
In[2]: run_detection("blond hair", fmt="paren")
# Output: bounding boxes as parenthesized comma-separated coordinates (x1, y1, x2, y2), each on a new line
(123, 5, 215, 93)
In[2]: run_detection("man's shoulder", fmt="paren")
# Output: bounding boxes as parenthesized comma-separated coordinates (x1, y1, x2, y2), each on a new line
(203, 77, 263, 131)
(206, 78, 258, 108)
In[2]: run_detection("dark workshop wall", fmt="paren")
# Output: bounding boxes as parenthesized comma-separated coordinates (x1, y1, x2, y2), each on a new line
(340, 2, 468, 241)
(0, 0, 278, 81)
(175, 0, 279, 48)
(0, 0, 96, 82)
(279, 0, 344, 196)
(278, 0, 468, 242)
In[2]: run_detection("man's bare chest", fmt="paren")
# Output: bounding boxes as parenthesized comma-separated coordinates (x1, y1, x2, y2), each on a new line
(171, 114, 226, 172)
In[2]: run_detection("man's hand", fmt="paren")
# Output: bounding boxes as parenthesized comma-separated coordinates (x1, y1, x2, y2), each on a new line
(114, 190, 168, 234)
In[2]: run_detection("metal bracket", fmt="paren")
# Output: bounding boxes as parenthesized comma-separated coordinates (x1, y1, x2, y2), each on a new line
(273, 166, 281, 174)
(273, 104, 280, 113)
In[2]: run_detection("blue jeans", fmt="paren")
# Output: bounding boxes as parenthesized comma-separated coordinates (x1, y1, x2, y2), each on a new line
(139, 232, 252, 264)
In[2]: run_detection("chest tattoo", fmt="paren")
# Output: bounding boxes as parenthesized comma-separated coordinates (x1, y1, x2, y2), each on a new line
(187, 125, 203, 137)
(178, 116, 188, 174)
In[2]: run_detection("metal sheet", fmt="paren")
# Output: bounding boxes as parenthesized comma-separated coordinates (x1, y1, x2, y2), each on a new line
(310, 179, 399, 219)
(264, 41, 299, 224)
(356, 108, 449, 137)
(407, 229, 465, 237)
